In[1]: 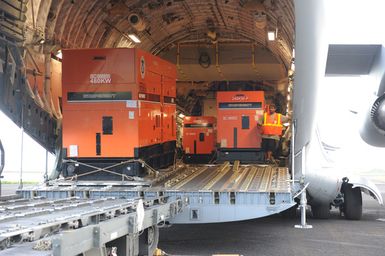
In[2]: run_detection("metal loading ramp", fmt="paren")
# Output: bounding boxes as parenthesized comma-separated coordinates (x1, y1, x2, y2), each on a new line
(158, 162, 290, 192)
(152, 162, 295, 223)
(16, 162, 294, 225)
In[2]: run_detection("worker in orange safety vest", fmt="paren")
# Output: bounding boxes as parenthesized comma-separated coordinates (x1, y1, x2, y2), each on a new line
(259, 103, 289, 163)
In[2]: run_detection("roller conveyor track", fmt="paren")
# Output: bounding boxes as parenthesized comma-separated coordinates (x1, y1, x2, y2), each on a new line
(0, 197, 137, 242)
(0, 194, 185, 255)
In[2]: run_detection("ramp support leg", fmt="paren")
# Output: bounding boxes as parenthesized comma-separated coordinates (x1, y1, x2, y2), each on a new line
(295, 177, 312, 229)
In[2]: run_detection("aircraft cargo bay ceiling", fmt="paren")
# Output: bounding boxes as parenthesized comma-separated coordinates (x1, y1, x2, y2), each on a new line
(24, 0, 294, 80)
(0, 0, 294, 151)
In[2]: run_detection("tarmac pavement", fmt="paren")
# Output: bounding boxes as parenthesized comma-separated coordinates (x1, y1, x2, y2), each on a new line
(158, 188, 385, 256)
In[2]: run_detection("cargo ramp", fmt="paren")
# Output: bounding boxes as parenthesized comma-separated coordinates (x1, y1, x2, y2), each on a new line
(17, 161, 294, 224)
(0, 162, 294, 255)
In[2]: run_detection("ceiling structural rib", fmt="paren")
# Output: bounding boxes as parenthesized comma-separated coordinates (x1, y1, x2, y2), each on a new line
(62, 0, 88, 47)
(35, 0, 52, 38)
(39, 0, 293, 65)
(53, 0, 74, 47)
(44, 0, 64, 46)
(72, 1, 101, 48)
(22, 0, 295, 81)
(81, 6, 107, 48)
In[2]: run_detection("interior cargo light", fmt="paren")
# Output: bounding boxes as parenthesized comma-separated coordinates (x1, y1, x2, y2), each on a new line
(267, 31, 275, 41)
(128, 34, 141, 43)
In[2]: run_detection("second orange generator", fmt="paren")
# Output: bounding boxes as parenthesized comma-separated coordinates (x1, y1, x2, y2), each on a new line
(182, 116, 216, 163)
(216, 91, 265, 163)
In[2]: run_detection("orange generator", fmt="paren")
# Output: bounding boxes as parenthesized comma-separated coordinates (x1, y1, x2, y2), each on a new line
(61, 48, 176, 179)
(182, 116, 216, 163)
(216, 91, 265, 163)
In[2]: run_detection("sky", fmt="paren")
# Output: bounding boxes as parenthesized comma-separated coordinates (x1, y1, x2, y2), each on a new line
(325, 0, 385, 45)
(0, 110, 55, 182)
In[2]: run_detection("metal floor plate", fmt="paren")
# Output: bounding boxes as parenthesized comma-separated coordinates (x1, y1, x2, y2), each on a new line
(155, 162, 291, 193)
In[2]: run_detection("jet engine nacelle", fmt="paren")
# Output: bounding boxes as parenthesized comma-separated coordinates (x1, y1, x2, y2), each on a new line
(359, 93, 385, 147)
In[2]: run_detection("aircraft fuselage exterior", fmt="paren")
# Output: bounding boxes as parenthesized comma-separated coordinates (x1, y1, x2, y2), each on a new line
(293, 0, 384, 207)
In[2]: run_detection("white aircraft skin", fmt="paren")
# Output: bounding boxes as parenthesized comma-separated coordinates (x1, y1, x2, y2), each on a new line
(293, 0, 384, 215)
